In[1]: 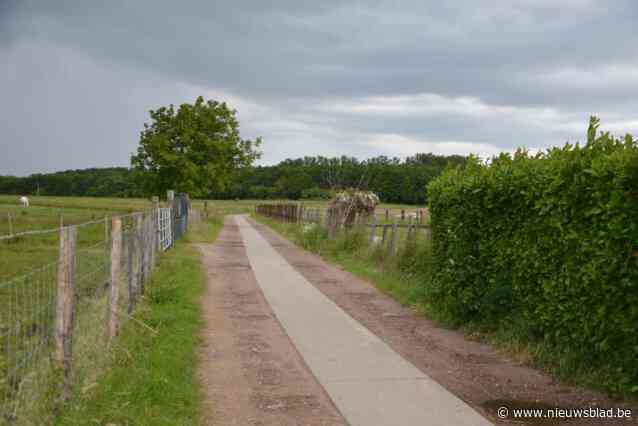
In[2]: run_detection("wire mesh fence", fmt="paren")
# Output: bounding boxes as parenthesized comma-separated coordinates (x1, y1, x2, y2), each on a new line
(0, 198, 191, 424)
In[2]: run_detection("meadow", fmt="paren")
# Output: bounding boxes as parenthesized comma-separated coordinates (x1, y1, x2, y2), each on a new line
(0, 196, 156, 281)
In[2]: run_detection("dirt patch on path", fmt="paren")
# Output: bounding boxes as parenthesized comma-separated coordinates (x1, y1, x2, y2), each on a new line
(197, 217, 346, 426)
(248, 217, 637, 425)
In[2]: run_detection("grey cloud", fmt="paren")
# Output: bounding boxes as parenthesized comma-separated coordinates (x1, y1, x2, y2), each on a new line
(1, 1, 637, 175)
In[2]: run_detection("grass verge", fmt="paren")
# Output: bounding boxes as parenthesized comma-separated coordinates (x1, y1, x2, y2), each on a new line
(55, 217, 222, 425)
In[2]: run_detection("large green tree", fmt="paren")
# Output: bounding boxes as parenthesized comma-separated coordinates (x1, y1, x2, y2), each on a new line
(131, 96, 261, 197)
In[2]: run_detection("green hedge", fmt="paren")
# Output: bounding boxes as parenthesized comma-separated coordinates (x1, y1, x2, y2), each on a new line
(427, 118, 638, 393)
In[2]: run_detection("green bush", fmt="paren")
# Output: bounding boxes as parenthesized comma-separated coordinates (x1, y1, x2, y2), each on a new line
(427, 117, 638, 393)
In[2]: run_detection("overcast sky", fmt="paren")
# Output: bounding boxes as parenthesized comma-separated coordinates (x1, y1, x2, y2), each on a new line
(2, 1, 637, 176)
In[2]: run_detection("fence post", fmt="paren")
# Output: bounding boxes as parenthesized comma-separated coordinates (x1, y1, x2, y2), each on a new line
(369, 216, 377, 244)
(55, 225, 77, 402)
(385, 209, 389, 221)
(128, 216, 138, 313)
(146, 216, 152, 284)
(381, 224, 388, 245)
(401, 209, 405, 222)
(390, 223, 398, 253)
(133, 214, 145, 295)
(140, 214, 146, 288)
(156, 208, 162, 252)
(7, 212, 13, 236)
(149, 211, 155, 268)
(108, 217, 122, 343)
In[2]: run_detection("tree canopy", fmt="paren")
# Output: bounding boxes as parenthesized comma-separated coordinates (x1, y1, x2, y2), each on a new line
(131, 96, 261, 197)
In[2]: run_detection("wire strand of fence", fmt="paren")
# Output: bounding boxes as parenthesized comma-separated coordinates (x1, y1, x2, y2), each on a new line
(0, 210, 160, 242)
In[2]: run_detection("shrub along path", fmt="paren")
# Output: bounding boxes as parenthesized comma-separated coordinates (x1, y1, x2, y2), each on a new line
(244, 216, 637, 425)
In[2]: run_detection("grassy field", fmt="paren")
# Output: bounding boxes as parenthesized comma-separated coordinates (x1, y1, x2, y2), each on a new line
(0, 195, 155, 214)
(0, 196, 158, 281)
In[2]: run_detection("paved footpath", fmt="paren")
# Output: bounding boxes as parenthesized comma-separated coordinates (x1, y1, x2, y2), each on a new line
(235, 215, 492, 426)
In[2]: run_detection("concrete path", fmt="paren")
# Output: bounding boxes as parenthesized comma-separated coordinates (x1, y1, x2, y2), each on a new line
(235, 216, 492, 426)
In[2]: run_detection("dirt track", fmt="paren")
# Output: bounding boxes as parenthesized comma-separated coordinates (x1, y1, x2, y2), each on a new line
(197, 218, 346, 425)
(197, 216, 637, 425)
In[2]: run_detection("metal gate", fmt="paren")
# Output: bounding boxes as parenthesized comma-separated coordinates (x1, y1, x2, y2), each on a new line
(157, 207, 172, 251)
(171, 193, 189, 242)
(157, 193, 189, 252)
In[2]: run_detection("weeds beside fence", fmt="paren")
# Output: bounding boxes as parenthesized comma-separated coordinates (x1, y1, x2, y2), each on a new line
(255, 203, 431, 255)
(0, 195, 194, 424)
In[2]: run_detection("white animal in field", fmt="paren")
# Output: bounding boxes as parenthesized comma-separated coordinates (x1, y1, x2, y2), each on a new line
(19, 196, 29, 208)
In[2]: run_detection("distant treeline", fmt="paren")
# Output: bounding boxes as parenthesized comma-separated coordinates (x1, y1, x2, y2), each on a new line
(1, 153, 466, 204)
(212, 154, 466, 204)
(0, 168, 140, 198)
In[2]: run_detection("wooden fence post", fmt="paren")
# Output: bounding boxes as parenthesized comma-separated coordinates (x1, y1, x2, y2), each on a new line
(154, 208, 159, 264)
(142, 214, 150, 283)
(148, 214, 153, 272)
(424, 226, 432, 242)
(390, 223, 398, 253)
(401, 209, 405, 222)
(407, 223, 414, 241)
(7, 212, 13, 236)
(134, 213, 144, 295)
(127, 216, 137, 314)
(55, 225, 77, 402)
(381, 224, 388, 245)
(369, 216, 377, 244)
(108, 217, 122, 343)
(385, 209, 389, 221)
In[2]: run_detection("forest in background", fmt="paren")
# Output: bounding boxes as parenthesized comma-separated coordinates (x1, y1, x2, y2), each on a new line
(0, 153, 465, 205)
